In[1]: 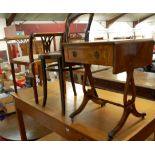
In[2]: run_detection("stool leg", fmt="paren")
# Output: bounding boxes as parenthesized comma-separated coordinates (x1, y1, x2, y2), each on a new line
(58, 58, 65, 115)
(41, 57, 47, 107)
(69, 66, 77, 96)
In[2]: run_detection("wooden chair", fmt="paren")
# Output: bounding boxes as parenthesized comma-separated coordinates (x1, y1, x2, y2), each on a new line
(62, 13, 94, 114)
(30, 13, 94, 115)
(5, 36, 43, 104)
(29, 32, 65, 110)
(29, 32, 80, 114)
(63, 13, 94, 43)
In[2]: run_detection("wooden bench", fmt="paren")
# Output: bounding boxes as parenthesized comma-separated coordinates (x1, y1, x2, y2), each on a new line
(92, 68, 155, 100)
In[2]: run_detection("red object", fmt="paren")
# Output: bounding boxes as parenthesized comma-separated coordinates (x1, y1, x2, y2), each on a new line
(153, 45, 155, 53)
(16, 23, 87, 35)
(0, 67, 2, 74)
(4, 23, 87, 38)
(11, 44, 19, 58)
(16, 78, 26, 88)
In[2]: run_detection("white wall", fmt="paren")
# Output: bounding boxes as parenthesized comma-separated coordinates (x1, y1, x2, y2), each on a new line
(89, 21, 107, 41)
(0, 18, 9, 62)
(108, 22, 133, 39)
(89, 21, 155, 40)
(0, 18, 6, 38)
(0, 17, 6, 45)
(134, 22, 155, 39)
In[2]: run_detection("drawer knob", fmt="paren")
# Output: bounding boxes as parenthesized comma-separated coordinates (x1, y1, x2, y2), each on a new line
(94, 51, 99, 59)
(72, 51, 77, 57)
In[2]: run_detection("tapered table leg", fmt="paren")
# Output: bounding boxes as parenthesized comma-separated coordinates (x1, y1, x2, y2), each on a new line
(15, 107, 27, 140)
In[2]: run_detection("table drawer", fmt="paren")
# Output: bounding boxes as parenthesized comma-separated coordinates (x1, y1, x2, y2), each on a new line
(64, 44, 113, 66)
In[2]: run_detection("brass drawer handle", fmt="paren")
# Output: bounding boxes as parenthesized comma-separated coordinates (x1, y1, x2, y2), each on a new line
(72, 51, 77, 57)
(94, 51, 99, 59)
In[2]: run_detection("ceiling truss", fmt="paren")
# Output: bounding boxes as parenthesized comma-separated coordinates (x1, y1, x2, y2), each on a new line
(6, 13, 17, 26)
(106, 13, 127, 28)
(133, 14, 155, 27)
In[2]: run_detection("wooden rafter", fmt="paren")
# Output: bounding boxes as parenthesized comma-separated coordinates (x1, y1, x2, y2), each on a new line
(6, 13, 17, 26)
(106, 13, 127, 28)
(133, 14, 155, 28)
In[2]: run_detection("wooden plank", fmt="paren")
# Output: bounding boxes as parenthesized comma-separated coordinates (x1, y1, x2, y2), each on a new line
(106, 13, 127, 28)
(12, 81, 155, 140)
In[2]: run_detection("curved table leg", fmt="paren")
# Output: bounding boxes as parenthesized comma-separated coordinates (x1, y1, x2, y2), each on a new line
(108, 108, 130, 140)
(69, 64, 105, 120)
(69, 66, 77, 96)
(69, 64, 89, 119)
(108, 69, 146, 140)
(70, 93, 89, 120)
(86, 65, 98, 98)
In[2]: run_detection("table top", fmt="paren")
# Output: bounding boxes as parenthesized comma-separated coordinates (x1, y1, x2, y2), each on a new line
(64, 39, 154, 74)
(12, 81, 155, 140)
(64, 38, 154, 45)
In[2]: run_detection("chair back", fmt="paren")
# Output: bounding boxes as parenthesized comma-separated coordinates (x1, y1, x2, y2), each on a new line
(62, 13, 94, 64)
(29, 14, 94, 67)
(29, 32, 64, 54)
(29, 32, 64, 76)
(63, 13, 94, 43)
(6, 36, 43, 63)
(6, 36, 30, 62)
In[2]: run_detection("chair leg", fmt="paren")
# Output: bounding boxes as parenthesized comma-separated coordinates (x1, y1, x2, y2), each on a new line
(58, 58, 65, 115)
(62, 71, 66, 95)
(31, 64, 39, 104)
(33, 77, 39, 104)
(69, 66, 77, 96)
(10, 63, 17, 93)
(41, 57, 47, 107)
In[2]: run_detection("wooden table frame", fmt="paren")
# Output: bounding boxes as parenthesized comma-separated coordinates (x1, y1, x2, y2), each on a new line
(13, 82, 155, 141)
(64, 39, 154, 139)
(14, 97, 94, 141)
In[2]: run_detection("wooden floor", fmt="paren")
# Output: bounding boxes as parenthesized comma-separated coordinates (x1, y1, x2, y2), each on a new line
(93, 68, 155, 100)
(12, 81, 155, 140)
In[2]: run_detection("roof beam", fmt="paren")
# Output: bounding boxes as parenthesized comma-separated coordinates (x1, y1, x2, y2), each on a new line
(6, 13, 17, 26)
(106, 13, 127, 28)
(133, 14, 155, 28)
